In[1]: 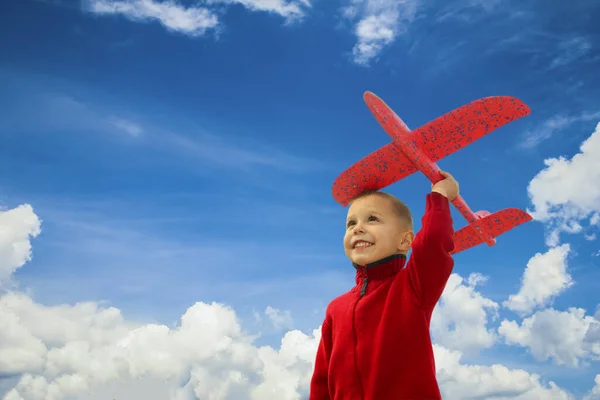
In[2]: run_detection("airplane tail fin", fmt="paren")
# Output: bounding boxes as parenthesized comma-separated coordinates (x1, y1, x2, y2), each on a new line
(451, 208, 532, 254)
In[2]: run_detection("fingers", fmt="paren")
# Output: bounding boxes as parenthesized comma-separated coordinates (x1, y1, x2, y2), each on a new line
(440, 171, 453, 179)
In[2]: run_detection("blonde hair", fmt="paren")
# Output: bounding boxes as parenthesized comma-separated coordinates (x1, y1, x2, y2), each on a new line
(349, 190, 413, 230)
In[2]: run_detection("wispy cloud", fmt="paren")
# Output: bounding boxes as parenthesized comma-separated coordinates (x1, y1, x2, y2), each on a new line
(264, 305, 294, 330)
(83, 0, 220, 36)
(429, 2, 595, 79)
(485, 30, 595, 73)
(341, 0, 419, 65)
(206, 0, 310, 20)
(549, 37, 592, 69)
(82, 0, 311, 37)
(0, 76, 141, 140)
(519, 110, 600, 149)
(434, 0, 507, 22)
(108, 116, 143, 137)
(0, 71, 327, 174)
(162, 130, 326, 173)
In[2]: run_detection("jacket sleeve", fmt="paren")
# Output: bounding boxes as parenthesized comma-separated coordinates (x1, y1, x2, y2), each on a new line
(406, 191, 455, 308)
(309, 318, 332, 400)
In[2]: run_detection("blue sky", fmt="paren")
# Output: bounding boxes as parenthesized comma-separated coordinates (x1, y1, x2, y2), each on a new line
(1, 0, 600, 399)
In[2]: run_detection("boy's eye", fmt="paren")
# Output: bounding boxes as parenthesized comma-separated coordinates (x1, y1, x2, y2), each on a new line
(368, 215, 378, 222)
(346, 220, 355, 228)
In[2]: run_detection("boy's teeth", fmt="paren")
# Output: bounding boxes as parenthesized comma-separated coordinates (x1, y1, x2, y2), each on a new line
(355, 242, 373, 248)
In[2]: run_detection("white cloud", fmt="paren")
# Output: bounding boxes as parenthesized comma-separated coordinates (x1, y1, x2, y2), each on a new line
(585, 233, 597, 241)
(503, 244, 572, 315)
(84, 0, 310, 36)
(85, 0, 220, 36)
(499, 307, 600, 368)
(0, 204, 41, 284)
(2, 202, 592, 400)
(205, 0, 310, 21)
(342, 0, 419, 65)
(1, 289, 320, 400)
(264, 306, 293, 330)
(527, 122, 600, 246)
(431, 273, 499, 353)
(1, 293, 583, 400)
(434, 345, 574, 400)
(585, 374, 600, 400)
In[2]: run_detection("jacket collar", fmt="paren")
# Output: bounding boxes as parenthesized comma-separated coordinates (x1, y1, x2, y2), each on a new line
(353, 253, 407, 284)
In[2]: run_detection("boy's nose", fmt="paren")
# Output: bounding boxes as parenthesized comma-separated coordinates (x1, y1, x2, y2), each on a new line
(352, 223, 365, 233)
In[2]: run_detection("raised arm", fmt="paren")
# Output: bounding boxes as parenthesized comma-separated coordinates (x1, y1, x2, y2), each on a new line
(309, 318, 332, 400)
(407, 173, 456, 308)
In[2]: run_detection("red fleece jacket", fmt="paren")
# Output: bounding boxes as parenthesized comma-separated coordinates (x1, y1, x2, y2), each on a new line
(309, 192, 455, 400)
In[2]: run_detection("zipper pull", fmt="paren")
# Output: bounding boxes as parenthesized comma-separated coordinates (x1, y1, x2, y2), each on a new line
(360, 277, 369, 297)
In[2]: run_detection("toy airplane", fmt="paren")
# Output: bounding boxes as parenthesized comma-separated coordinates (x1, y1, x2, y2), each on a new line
(332, 91, 533, 254)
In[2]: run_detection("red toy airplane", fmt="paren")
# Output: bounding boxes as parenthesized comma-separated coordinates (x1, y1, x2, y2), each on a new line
(332, 91, 533, 254)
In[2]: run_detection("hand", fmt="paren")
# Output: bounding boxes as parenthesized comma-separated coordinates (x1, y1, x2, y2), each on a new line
(431, 171, 459, 201)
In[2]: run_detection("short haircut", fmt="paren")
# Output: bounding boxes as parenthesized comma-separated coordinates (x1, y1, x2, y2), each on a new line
(349, 190, 413, 230)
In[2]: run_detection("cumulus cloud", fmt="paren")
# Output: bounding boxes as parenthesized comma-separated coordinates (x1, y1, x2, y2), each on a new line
(504, 244, 573, 315)
(1, 289, 320, 400)
(0, 204, 41, 284)
(341, 0, 419, 65)
(431, 273, 499, 353)
(527, 122, 600, 246)
(499, 307, 600, 368)
(83, 0, 310, 36)
(585, 375, 600, 400)
(434, 345, 574, 400)
(1, 286, 578, 400)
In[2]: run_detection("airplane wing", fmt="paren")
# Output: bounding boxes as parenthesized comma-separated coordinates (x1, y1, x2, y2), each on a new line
(451, 208, 532, 254)
(332, 94, 530, 206)
(407, 95, 530, 162)
(332, 143, 417, 206)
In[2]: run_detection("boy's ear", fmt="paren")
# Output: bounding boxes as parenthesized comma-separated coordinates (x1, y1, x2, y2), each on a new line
(397, 230, 415, 252)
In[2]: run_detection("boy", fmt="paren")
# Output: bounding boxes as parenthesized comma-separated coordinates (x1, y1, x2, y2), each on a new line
(309, 171, 458, 400)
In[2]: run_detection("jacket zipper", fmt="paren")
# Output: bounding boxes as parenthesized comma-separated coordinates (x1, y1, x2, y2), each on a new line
(352, 269, 368, 399)
(360, 277, 369, 296)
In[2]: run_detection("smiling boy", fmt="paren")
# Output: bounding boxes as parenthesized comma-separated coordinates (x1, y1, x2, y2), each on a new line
(309, 172, 458, 400)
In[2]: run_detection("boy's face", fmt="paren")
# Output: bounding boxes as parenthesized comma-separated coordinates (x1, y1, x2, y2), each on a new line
(344, 194, 413, 266)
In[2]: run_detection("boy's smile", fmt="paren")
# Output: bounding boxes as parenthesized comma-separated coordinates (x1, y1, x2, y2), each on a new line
(351, 239, 375, 256)
(353, 240, 373, 249)
(344, 194, 413, 265)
